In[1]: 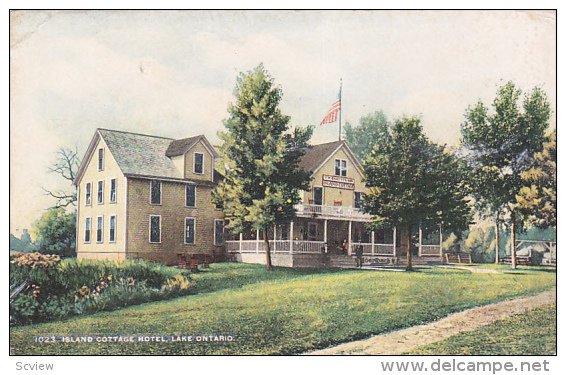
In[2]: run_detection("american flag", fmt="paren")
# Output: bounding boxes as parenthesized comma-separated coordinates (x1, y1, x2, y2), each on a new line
(320, 85, 342, 125)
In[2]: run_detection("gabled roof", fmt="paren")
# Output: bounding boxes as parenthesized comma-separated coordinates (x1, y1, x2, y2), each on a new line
(75, 129, 219, 185)
(166, 135, 219, 158)
(298, 140, 343, 174)
(298, 140, 363, 176)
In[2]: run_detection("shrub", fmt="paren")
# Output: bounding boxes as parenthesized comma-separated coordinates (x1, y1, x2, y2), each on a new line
(9, 257, 192, 326)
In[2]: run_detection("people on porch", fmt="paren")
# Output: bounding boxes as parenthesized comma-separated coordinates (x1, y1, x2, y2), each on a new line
(355, 243, 364, 268)
(341, 239, 348, 255)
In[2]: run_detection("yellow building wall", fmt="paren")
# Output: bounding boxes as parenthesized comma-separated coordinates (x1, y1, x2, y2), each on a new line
(183, 140, 215, 182)
(76, 136, 127, 261)
(305, 147, 368, 207)
(125, 178, 224, 265)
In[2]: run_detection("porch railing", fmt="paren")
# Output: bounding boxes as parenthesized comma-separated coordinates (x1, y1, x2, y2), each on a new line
(226, 240, 397, 256)
(419, 244, 442, 256)
(295, 203, 371, 220)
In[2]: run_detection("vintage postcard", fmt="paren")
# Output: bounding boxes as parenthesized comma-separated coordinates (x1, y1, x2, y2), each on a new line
(8, 7, 557, 370)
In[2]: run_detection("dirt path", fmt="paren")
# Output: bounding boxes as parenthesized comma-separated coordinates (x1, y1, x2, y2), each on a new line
(308, 289, 556, 355)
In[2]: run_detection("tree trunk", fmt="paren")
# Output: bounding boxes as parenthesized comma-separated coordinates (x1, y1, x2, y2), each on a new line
(510, 211, 517, 269)
(405, 226, 413, 271)
(494, 219, 500, 264)
(263, 227, 273, 271)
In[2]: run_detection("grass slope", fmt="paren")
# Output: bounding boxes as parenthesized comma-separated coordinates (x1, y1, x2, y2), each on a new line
(407, 303, 556, 355)
(10, 263, 555, 355)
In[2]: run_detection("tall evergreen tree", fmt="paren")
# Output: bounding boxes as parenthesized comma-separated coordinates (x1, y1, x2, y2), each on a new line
(364, 116, 471, 271)
(461, 81, 550, 268)
(214, 65, 312, 270)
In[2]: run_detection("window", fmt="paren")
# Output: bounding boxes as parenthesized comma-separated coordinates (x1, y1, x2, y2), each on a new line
(85, 217, 91, 243)
(109, 215, 116, 243)
(307, 222, 318, 241)
(110, 179, 117, 203)
(185, 185, 196, 207)
(335, 159, 347, 176)
(149, 215, 161, 243)
(185, 217, 196, 244)
(214, 219, 224, 246)
(313, 187, 323, 206)
(194, 152, 204, 174)
(354, 192, 364, 209)
(85, 182, 92, 206)
(98, 148, 104, 171)
(150, 180, 161, 205)
(96, 216, 103, 243)
(97, 181, 104, 204)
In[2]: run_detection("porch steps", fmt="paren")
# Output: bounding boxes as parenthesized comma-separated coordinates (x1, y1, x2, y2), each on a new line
(327, 255, 357, 268)
(396, 256, 444, 266)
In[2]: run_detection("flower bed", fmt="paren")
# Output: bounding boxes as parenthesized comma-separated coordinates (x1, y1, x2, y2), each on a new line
(10, 252, 192, 326)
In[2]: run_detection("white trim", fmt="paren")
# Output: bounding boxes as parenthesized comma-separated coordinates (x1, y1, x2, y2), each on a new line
(97, 180, 104, 205)
(84, 216, 91, 244)
(185, 184, 196, 208)
(149, 180, 162, 205)
(85, 182, 92, 206)
(214, 219, 224, 246)
(109, 215, 117, 243)
(193, 152, 204, 175)
(109, 178, 117, 204)
(149, 215, 161, 244)
(334, 158, 348, 177)
(124, 177, 128, 253)
(96, 215, 104, 243)
(97, 147, 104, 171)
(184, 217, 196, 245)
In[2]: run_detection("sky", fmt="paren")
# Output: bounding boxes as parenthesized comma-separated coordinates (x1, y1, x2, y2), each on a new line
(9, 10, 556, 235)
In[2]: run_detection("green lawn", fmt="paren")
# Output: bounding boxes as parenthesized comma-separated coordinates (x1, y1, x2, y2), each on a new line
(407, 303, 556, 355)
(10, 263, 555, 355)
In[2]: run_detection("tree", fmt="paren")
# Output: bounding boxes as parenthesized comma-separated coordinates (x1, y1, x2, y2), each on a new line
(343, 111, 391, 161)
(516, 130, 556, 229)
(213, 64, 312, 270)
(32, 208, 76, 257)
(461, 81, 550, 268)
(43, 148, 81, 208)
(364, 116, 472, 271)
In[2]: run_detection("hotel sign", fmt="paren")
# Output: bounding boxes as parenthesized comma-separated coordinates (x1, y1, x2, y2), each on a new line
(322, 175, 355, 190)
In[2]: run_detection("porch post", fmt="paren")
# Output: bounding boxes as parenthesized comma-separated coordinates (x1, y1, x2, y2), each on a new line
(348, 220, 352, 255)
(290, 221, 294, 254)
(239, 232, 243, 252)
(256, 229, 260, 253)
(371, 231, 375, 256)
(418, 224, 423, 256)
(324, 219, 328, 244)
(393, 226, 397, 257)
(439, 224, 443, 257)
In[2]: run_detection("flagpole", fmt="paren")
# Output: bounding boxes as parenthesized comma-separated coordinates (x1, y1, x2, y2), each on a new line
(338, 78, 342, 141)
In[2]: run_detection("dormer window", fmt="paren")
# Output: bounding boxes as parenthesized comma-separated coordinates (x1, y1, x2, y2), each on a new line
(98, 148, 104, 171)
(335, 159, 347, 177)
(194, 152, 204, 174)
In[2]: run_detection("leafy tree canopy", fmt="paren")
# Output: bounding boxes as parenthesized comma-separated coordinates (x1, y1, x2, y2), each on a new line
(516, 130, 556, 228)
(363, 116, 472, 235)
(32, 208, 76, 256)
(460, 81, 551, 218)
(343, 110, 391, 161)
